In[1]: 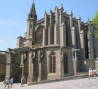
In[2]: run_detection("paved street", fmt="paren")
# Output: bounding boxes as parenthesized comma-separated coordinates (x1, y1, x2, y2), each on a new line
(1, 77, 98, 89)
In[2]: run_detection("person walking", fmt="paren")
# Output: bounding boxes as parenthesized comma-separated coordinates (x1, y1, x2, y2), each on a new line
(4, 78, 10, 89)
(20, 76, 24, 87)
(93, 69, 96, 79)
(10, 77, 14, 88)
(89, 68, 92, 79)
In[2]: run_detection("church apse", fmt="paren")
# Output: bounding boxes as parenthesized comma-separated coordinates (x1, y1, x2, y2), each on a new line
(0, 1, 98, 84)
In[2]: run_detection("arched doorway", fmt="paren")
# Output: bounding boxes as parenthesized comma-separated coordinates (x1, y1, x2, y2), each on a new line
(64, 53, 68, 74)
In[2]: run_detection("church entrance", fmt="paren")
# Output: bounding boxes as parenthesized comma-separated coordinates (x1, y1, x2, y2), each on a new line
(64, 53, 68, 74)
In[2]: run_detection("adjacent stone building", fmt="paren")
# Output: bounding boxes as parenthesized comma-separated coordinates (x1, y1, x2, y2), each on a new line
(0, 2, 98, 84)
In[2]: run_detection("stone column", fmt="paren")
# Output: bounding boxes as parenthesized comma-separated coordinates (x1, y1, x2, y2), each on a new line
(87, 20, 94, 59)
(54, 7, 60, 44)
(77, 16, 81, 33)
(61, 59, 64, 78)
(71, 48, 77, 76)
(95, 59, 98, 73)
(48, 26, 50, 45)
(60, 49, 64, 77)
(43, 27, 45, 46)
(5, 51, 11, 79)
(20, 53, 24, 76)
(37, 50, 43, 81)
(48, 10, 54, 45)
(60, 22, 66, 47)
(37, 60, 41, 81)
(59, 6, 63, 26)
(80, 30, 85, 59)
(69, 11, 73, 30)
(43, 12, 49, 46)
(54, 23, 59, 44)
(73, 59, 77, 76)
(71, 27, 76, 48)
(60, 60, 64, 77)
(71, 27, 77, 75)
(71, 27, 76, 75)
(58, 6, 66, 47)
(28, 51, 34, 83)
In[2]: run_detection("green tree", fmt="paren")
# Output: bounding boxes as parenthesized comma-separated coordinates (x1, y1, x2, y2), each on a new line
(92, 10, 98, 37)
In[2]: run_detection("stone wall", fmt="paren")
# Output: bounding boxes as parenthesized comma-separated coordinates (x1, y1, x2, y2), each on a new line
(0, 53, 6, 81)
(13, 47, 30, 83)
(95, 59, 98, 73)
(77, 59, 95, 73)
(63, 48, 74, 76)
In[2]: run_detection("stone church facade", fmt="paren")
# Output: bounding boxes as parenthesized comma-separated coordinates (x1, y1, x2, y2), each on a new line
(0, 2, 98, 84)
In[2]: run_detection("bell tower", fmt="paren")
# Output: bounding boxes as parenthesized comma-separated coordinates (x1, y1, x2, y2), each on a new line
(26, 1, 37, 47)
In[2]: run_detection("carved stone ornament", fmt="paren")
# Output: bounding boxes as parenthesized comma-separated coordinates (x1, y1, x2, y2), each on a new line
(23, 53, 26, 63)
(40, 50, 43, 59)
(32, 52, 35, 62)
(40, 50, 43, 62)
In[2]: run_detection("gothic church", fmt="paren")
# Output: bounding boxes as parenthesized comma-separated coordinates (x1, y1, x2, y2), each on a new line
(0, 2, 98, 84)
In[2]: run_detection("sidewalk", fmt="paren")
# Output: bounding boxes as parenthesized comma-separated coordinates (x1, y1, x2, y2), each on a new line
(0, 78, 98, 89)
(0, 82, 28, 89)
(0, 81, 3, 84)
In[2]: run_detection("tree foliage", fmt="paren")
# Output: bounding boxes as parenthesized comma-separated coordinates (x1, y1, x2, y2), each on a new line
(92, 10, 98, 37)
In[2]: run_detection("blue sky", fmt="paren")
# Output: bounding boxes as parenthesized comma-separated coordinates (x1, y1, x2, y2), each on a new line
(0, 0, 98, 50)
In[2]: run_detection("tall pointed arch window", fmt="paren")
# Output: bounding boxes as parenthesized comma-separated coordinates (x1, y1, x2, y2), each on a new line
(49, 52, 56, 73)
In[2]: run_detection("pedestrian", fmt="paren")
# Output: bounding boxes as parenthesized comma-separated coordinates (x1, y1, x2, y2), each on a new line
(4, 78, 10, 89)
(10, 77, 14, 87)
(20, 76, 24, 87)
(89, 68, 92, 79)
(93, 69, 96, 79)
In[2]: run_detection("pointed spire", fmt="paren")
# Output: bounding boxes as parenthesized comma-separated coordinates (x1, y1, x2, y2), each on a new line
(30, 1, 36, 14)
(77, 15, 81, 20)
(71, 10, 73, 15)
(69, 10, 73, 16)
(28, 1, 37, 21)
(61, 4, 63, 7)
(88, 17, 90, 21)
(44, 10, 47, 16)
(79, 15, 81, 19)
(88, 17, 91, 24)
(50, 9, 54, 13)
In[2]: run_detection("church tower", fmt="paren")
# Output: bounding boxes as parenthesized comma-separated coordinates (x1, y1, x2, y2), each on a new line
(26, 1, 37, 48)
